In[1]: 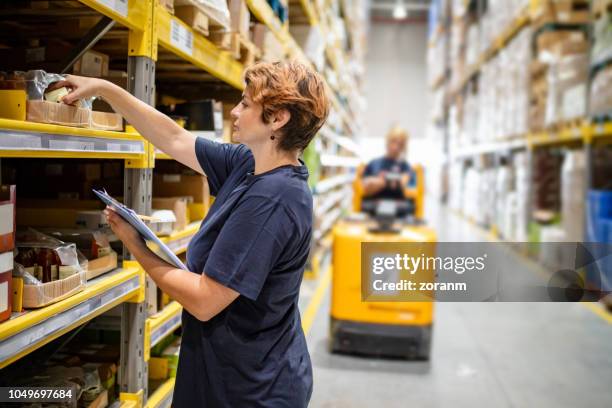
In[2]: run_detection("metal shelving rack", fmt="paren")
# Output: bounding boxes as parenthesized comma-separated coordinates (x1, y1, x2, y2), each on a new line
(0, 0, 365, 406)
(429, 0, 612, 243)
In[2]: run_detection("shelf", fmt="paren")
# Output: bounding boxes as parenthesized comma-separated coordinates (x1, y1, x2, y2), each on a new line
(451, 6, 530, 96)
(319, 126, 361, 156)
(147, 301, 182, 351)
(245, 0, 356, 134)
(320, 154, 361, 168)
(451, 138, 527, 158)
(0, 266, 142, 369)
(314, 206, 343, 241)
(592, 121, 612, 142)
(157, 7, 244, 90)
(298, 0, 320, 26)
(313, 173, 354, 194)
(0, 119, 146, 160)
(78, 0, 148, 32)
(315, 188, 348, 218)
(146, 377, 175, 408)
(159, 220, 201, 255)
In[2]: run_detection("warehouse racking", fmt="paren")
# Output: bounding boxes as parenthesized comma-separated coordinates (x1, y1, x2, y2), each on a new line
(428, 0, 612, 307)
(0, 0, 366, 406)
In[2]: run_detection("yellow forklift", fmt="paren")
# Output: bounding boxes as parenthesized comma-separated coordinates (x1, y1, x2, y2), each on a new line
(329, 164, 436, 360)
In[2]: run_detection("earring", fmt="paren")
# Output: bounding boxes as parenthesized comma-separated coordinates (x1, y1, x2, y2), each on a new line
(270, 135, 275, 140)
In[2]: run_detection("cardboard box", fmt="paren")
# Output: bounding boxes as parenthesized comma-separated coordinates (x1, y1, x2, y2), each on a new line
(153, 174, 210, 207)
(229, 0, 250, 38)
(76, 210, 108, 229)
(91, 110, 123, 131)
(73, 50, 109, 77)
(23, 270, 86, 308)
(175, 5, 209, 36)
(0, 252, 13, 323)
(87, 251, 118, 280)
(0, 186, 16, 253)
(153, 197, 190, 231)
(251, 23, 268, 50)
(27, 100, 91, 128)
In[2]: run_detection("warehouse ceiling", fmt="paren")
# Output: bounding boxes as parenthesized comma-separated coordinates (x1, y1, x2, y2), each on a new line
(369, 0, 430, 21)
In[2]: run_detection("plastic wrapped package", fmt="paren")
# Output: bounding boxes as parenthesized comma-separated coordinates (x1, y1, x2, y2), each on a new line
(545, 54, 588, 125)
(590, 65, 612, 117)
(561, 150, 586, 241)
(14, 228, 87, 308)
(591, 12, 612, 67)
(0, 70, 122, 130)
(175, 0, 231, 29)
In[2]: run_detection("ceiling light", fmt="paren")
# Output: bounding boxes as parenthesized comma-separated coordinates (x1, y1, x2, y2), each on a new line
(393, 0, 407, 19)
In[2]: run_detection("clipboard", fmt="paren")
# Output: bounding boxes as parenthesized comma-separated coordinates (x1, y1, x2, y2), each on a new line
(93, 189, 188, 270)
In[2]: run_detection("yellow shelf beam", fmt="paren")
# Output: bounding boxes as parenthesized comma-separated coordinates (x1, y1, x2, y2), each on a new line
(298, 0, 319, 26)
(78, 0, 148, 32)
(146, 378, 175, 408)
(0, 266, 142, 369)
(159, 220, 201, 255)
(145, 301, 183, 361)
(0, 119, 140, 140)
(157, 7, 244, 90)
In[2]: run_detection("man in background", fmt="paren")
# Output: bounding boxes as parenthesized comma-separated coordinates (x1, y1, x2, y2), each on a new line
(362, 126, 412, 200)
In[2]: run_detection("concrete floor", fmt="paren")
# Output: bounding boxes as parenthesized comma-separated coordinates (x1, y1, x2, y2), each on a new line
(299, 200, 612, 408)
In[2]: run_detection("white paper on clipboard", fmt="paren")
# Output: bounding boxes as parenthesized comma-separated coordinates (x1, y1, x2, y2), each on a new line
(93, 189, 188, 270)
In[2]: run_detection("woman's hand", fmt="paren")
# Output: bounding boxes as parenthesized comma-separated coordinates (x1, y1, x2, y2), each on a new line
(51, 75, 108, 105)
(103, 206, 143, 249)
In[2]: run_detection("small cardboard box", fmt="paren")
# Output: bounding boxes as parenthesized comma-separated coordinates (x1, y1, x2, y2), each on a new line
(0, 185, 16, 253)
(175, 5, 209, 36)
(229, 0, 250, 38)
(251, 23, 268, 50)
(0, 251, 13, 323)
(73, 50, 109, 77)
(87, 251, 118, 280)
(91, 110, 123, 131)
(23, 270, 86, 308)
(153, 196, 190, 231)
(153, 174, 210, 207)
(27, 100, 91, 128)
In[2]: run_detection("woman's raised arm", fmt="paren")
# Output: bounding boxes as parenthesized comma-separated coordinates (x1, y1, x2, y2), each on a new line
(56, 75, 204, 174)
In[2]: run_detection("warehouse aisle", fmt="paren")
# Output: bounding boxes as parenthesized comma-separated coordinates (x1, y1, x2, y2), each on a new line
(301, 199, 612, 408)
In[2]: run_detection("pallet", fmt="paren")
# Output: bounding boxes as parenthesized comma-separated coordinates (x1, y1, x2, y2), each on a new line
(238, 35, 261, 68)
(547, 117, 585, 132)
(175, 0, 230, 30)
(593, 0, 612, 19)
(209, 31, 241, 59)
(532, 0, 590, 29)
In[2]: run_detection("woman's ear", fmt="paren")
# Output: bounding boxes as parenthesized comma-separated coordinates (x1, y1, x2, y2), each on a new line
(271, 109, 291, 131)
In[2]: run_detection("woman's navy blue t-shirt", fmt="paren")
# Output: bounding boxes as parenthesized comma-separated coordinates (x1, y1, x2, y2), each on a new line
(172, 137, 313, 407)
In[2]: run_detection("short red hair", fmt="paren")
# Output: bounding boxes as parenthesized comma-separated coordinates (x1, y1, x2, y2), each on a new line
(244, 61, 330, 151)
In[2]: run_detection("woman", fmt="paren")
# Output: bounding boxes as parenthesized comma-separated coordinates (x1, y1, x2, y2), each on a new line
(58, 61, 329, 407)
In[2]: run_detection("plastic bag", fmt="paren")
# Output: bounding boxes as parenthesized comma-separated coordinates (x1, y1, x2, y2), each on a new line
(14, 228, 88, 308)
(0, 69, 93, 109)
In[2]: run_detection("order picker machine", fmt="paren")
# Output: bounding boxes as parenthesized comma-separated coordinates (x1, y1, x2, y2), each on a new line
(329, 164, 436, 360)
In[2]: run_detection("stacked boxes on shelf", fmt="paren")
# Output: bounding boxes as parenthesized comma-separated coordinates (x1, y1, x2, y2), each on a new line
(591, 0, 612, 117)
(0, 185, 15, 323)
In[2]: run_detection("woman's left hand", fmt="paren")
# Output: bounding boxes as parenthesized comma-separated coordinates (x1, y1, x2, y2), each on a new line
(104, 206, 142, 247)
